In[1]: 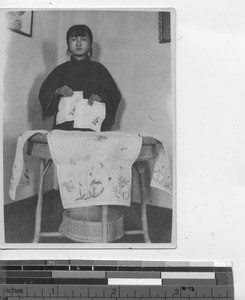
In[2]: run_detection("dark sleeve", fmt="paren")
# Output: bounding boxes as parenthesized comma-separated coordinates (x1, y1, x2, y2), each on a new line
(39, 66, 62, 120)
(98, 65, 121, 130)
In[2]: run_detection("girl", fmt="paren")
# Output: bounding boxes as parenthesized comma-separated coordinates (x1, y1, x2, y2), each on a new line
(39, 24, 121, 131)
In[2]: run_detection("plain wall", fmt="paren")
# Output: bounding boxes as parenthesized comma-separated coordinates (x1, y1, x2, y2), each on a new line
(58, 10, 174, 208)
(3, 11, 60, 204)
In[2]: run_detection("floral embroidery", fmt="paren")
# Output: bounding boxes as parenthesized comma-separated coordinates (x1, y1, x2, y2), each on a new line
(152, 153, 172, 190)
(72, 162, 111, 201)
(10, 174, 14, 184)
(151, 146, 172, 192)
(62, 180, 76, 193)
(91, 117, 99, 125)
(76, 180, 104, 201)
(9, 173, 15, 191)
(92, 135, 108, 142)
(46, 131, 169, 209)
(68, 106, 76, 116)
(121, 147, 127, 151)
(10, 163, 17, 184)
(69, 159, 76, 165)
(18, 167, 29, 185)
(153, 169, 172, 189)
(112, 174, 130, 201)
(83, 154, 91, 162)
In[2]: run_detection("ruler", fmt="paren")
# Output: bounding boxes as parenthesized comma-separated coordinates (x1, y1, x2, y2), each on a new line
(0, 260, 234, 299)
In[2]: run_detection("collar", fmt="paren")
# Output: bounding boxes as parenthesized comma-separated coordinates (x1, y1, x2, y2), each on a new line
(70, 55, 90, 63)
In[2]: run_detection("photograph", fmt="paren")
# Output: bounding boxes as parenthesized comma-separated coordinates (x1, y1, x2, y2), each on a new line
(1, 8, 176, 248)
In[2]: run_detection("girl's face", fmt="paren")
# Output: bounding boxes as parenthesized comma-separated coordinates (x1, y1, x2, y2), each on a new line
(68, 34, 91, 60)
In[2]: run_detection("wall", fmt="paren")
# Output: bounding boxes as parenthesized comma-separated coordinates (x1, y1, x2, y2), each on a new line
(58, 10, 174, 208)
(3, 11, 60, 204)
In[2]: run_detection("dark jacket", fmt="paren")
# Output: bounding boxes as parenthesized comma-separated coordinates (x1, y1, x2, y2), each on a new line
(39, 56, 121, 131)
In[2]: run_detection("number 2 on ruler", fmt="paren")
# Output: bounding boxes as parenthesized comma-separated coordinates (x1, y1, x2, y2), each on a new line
(111, 288, 117, 297)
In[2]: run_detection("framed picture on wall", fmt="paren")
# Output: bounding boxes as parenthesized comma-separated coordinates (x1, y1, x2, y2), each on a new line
(7, 11, 33, 37)
(159, 11, 171, 43)
(1, 8, 176, 249)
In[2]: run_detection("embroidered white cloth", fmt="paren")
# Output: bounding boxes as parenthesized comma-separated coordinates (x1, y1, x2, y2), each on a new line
(56, 92, 83, 124)
(9, 130, 172, 206)
(74, 99, 105, 131)
(47, 130, 142, 208)
(148, 136, 172, 195)
(56, 91, 106, 132)
(9, 130, 48, 200)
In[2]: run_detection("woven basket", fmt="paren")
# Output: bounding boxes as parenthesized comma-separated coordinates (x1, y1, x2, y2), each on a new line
(27, 134, 51, 159)
(60, 206, 124, 243)
(137, 143, 158, 161)
(27, 134, 159, 161)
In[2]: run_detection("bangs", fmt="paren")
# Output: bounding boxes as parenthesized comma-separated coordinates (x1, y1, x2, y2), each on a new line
(69, 28, 88, 38)
(66, 25, 93, 44)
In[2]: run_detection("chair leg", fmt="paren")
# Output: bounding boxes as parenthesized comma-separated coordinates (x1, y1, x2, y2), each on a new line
(102, 205, 108, 243)
(33, 159, 52, 243)
(136, 161, 151, 243)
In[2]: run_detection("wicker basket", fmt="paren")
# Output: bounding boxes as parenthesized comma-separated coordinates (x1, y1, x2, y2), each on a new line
(27, 134, 51, 159)
(137, 143, 158, 161)
(27, 133, 159, 161)
(60, 206, 124, 243)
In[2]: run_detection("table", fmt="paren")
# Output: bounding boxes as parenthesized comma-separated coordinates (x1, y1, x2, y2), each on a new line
(27, 133, 159, 243)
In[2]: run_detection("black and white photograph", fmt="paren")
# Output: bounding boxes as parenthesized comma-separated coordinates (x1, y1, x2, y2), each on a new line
(1, 9, 176, 247)
(1, 0, 245, 297)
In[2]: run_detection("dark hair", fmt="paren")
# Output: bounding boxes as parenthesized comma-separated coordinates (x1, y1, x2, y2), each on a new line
(66, 24, 93, 58)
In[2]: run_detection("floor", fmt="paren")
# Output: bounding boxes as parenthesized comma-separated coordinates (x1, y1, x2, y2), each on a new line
(4, 190, 172, 244)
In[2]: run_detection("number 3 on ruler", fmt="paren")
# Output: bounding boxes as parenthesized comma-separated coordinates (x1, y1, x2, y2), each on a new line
(174, 288, 180, 296)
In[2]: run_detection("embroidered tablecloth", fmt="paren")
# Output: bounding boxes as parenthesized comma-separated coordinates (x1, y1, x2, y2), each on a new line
(47, 130, 142, 208)
(9, 130, 172, 208)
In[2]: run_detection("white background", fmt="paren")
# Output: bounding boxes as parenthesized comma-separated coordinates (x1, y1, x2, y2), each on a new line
(1, 0, 245, 299)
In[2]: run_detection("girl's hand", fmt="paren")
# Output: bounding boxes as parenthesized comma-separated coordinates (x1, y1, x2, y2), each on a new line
(88, 94, 103, 106)
(55, 86, 74, 97)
